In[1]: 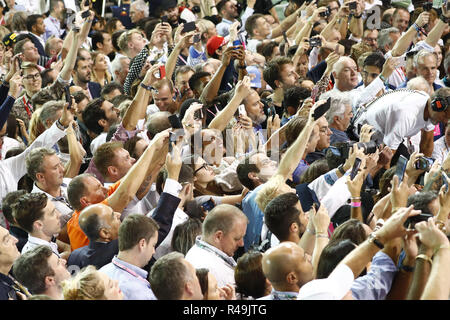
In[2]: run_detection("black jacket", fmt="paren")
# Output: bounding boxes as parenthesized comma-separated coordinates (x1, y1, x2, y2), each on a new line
(67, 239, 119, 270)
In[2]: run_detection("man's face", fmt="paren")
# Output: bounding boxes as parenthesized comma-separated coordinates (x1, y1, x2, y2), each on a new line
(163, 6, 180, 23)
(306, 125, 320, 154)
(53, 1, 65, 19)
(98, 205, 122, 240)
(130, 4, 145, 23)
(316, 117, 332, 151)
(104, 89, 122, 101)
(327, 1, 339, 20)
(223, 1, 238, 19)
(244, 90, 266, 125)
(34, 17, 46, 35)
(334, 104, 353, 130)
(297, 54, 309, 78)
(255, 17, 271, 39)
(22, 67, 42, 94)
(194, 75, 211, 97)
(152, 85, 174, 111)
(183, 259, 204, 300)
(279, 63, 299, 89)
(446, 123, 450, 147)
(79, 50, 93, 67)
(100, 33, 113, 55)
(134, 138, 149, 160)
(39, 154, 65, 188)
(40, 200, 62, 237)
(417, 55, 437, 86)
(82, 176, 109, 207)
(74, 60, 92, 84)
(0, 226, 20, 267)
(294, 201, 308, 237)
(218, 218, 247, 257)
(112, 148, 136, 180)
(22, 40, 40, 63)
(387, 32, 400, 51)
(116, 57, 130, 85)
(75, 98, 89, 118)
(46, 253, 71, 287)
(361, 65, 381, 87)
(143, 233, 158, 265)
(253, 153, 278, 183)
(392, 10, 410, 33)
(101, 100, 120, 129)
(291, 243, 314, 286)
(363, 29, 378, 50)
(335, 58, 359, 91)
(175, 70, 194, 99)
(434, 45, 443, 67)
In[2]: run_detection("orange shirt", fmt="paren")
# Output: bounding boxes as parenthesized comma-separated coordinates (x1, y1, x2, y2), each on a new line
(67, 181, 121, 251)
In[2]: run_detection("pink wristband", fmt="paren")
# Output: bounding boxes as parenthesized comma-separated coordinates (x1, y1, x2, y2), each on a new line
(350, 202, 361, 207)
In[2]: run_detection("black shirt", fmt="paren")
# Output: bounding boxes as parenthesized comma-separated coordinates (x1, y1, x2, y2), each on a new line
(0, 273, 17, 300)
(9, 225, 28, 253)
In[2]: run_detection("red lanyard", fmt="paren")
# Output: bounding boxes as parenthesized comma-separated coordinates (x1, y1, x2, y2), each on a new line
(22, 96, 33, 119)
(112, 259, 150, 286)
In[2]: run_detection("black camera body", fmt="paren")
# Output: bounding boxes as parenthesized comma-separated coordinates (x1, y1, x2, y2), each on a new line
(330, 141, 378, 160)
(319, 7, 331, 17)
(309, 37, 322, 47)
(422, 2, 433, 11)
(414, 156, 434, 171)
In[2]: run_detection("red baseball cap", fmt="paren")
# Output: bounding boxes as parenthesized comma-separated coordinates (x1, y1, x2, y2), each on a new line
(206, 36, 227, 57)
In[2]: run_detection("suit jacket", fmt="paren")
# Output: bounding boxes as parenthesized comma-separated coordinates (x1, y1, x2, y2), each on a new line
(88, 81, 102, 99)
(67, 239, 119, 270)
(28, 33, 47, 58)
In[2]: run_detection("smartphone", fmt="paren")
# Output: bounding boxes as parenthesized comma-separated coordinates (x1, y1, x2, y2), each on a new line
(319, 7, 330, 17)
(442, 171, 449, 193)
(161, 15, 168, 24)
(81, 10, 90, 19)
(395, 155, 408, 182)
(182, 21, 196, 33)
(64, 86, 72, 109)
(350, 157, 362, 180)
(404, 213, 433, 229)
(168, 114, 183, 129)
(312, 97, 331, 120)
(159, 65, 166, 79)
(423, 2, 433, 10)
(282, 31, 288, 44)
(348, 1, 357, 10)
(233, 39, 241, 49)
(193, 34, 201, 43)
(201, 199, 215, 211)
(168, 132, 174, 153)
(84, 0, 90, 6)
(238, 104, 247, 117)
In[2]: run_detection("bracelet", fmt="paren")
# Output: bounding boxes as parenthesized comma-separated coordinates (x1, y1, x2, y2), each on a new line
(183, 122, 194, 128)
(435, 220, 446, 231)
(316, 233, 329, 239)
(351, 196, 361, 200)
(56, 119, 68, 130)
(379, 74, 387, 83)
(337, 164, 346, 175)
(353, 13, 362, 19)
(412, 23, 421, 33)
(306, 228, 315, 235)
(350, 202, 361, 207)
(140, 82, 154, 91)
(399, 264, 414, 272)
(368, 232, 384, 249)
(434, 245, 450, 256)
(439, 14, 449, 24)
(416, 254, 433, 265)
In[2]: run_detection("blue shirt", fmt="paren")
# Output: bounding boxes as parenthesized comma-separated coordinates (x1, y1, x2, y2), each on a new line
(292, 160, 309, 185)
(330, 127, 351, 146)
(241, 185, 265, 251)
(351, 251, 397, 300)
(100, 256, 156, 300)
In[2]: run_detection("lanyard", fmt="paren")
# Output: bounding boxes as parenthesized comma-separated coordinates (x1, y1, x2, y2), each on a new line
(271, 291, 298, 300)
(112, 259, 150, 286)
(195, 240, 236, 270)
(22, 96, 33, 119)
(178, 54, 187, 65)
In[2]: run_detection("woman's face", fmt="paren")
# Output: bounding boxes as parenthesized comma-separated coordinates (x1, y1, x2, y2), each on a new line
(94, 53, 108, 71)
(194, 157, 216, 185)
(205, 272, 224, 300)
(202, 129, 224, 164)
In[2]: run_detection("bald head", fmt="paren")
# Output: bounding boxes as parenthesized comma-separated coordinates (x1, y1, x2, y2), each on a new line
(146, 111, 171, 139)
(333, 57, 359, 92)
(79, 203, 121, 242)
(262, 242, 313, 291)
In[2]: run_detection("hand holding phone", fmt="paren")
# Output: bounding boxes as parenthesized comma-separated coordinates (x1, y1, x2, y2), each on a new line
(238, 104, 247, 117)
(64, 86, 72, 109)
(395, 155, 408, 182)
(182, 21, 196, 33)
(350, 157, 362, 180)
(312, 97, 331, 120)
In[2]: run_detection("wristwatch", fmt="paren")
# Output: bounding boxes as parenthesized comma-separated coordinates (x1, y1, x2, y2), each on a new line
(439, 14, 448, 24)
(140, 82, 154, 91)
(367, 232, 384, 250)
(337, 164, 346, 175)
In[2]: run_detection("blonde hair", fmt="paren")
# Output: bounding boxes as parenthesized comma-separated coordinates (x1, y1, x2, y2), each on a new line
(255, 175, 286, 212)
(28, 107, 45, 143)
(91, 51, 112, 85)
(62, 266, 107, 300)
(118, 29, 143, 53)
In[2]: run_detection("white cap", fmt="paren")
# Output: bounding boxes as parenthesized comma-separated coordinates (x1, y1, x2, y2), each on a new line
(297, 264, 355, 300)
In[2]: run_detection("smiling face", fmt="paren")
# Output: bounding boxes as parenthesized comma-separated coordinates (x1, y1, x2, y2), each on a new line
(22, 67, 42, 94)
(334, 58, 359, 91)
(244, 90, 266, 125)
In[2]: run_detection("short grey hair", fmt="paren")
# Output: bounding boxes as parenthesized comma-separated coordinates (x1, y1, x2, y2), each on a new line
(131, 0, 149, 17)
(413, 49, 437, 69)
(407, 76, 431, 94)
(333, 56, 356, 74)
(26, 147, 57, 181)
(377, 27, 400, 52)
(111, 55, 129, 80)
(202, 204, 248, 239)
(319, 90, 353, 124)
(39, 101, 65, 128)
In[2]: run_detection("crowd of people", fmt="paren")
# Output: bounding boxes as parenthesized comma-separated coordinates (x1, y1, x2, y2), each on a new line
(0, 0, 449, 301)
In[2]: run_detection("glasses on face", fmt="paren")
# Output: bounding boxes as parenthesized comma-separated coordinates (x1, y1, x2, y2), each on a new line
(194, 163, 212, 175)
(24, 73, 41, 81)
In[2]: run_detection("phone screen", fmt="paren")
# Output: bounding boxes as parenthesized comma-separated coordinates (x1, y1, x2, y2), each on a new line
(313, 98, 331, 120)
(395, 155, 408, 182)
(182, 21, 196, 33)
(350, 158, 362, 180)
(64, 86, 72, 109)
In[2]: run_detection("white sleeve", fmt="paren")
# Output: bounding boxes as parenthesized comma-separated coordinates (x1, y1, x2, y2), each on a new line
(240, 7, 255, 32)
(163, 178, 182, 197)
(319, 174, 351, 218)
(308, 170, 340, 201)
(3, 121, 66, 183)
(353, 77, 385, 108)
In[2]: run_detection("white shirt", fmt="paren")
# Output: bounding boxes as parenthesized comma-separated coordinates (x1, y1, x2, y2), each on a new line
(180, 7, 197, 22)
(355, 90, 434, 150)
(22, 235, 60, 257)
(0, 137, 21, 159)
(153, 208, 188, 260)
(247, 39, 262, 53)
(432, 136, 449, 165)
(0, 122, 66, 211)
(31, 178, 73, 227)
(90, 132, 107, 155)
(185, 236, 237, 288)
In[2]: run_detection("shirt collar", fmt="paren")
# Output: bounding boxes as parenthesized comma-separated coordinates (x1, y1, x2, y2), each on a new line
(270, 289, 299, 300)
(27, 235, 59, 255)
(195, 236, 237, 267)
(112, 256, 148, 279)
(221, 18, 234, 25)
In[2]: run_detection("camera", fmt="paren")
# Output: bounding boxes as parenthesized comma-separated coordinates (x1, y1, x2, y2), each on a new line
(330, 141, 378, 160)
(191, 5, 201, 14)
(422, 2, 432, 11)
(348, 1, 357, 10)
(319, 7, 330, 17)
(414, 156, 434, 171)
(309, 37, 322, 47)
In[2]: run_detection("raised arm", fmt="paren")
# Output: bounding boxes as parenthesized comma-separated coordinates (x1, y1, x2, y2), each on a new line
(166, 30, 195, 82)
(208, 76, 251, 132)
(106, 130, 170, 213)
(311, 205, 331, 277)
(391, 11, 429, 57)
(425, 5, 449, 48)
(64, 121, 85, 178)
